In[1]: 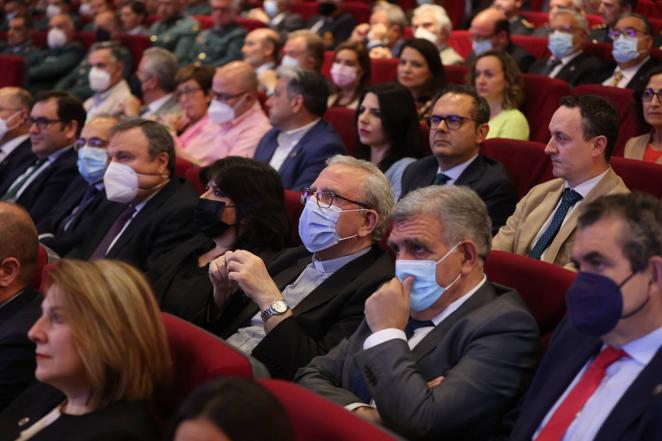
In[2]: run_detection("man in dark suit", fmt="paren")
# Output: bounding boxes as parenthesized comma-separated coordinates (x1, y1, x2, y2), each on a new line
(208, 155, 395, 379)
(266, 0, 305, 40)
(1, 92, 84, 226)
(466, 7, 535, 73)
(296, 185, 539, 441)
(529, 8, 605, 86)
(401, 85, 517, 235)
(0, 14, 38, 57)
(38, 115, 120, 256)
(592, 14, 661, 90)
(507, 192, 662, 441)
(0, 87, 34, 193)
(254, 67, 345, 191)
(67, 119, 198, 272)
(588, 0, 635, 42)
(306, 0, 357, 49)
(0, 202, 41, 411)
(493, 0, 535, 35)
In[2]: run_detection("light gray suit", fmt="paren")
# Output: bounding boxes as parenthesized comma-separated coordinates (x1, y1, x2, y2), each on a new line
(295, 281, 539, 441)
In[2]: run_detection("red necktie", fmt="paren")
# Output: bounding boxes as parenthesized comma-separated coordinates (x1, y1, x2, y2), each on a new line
(535, 346, 627, 441)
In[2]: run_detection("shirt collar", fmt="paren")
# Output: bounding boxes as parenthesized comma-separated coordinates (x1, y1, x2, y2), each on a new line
(147, 93, 173, 113)
(431, 275, 487, 325)
(0, 134, 29, 156)
(437, 154, 479, 181)
(47, 145, 72, 163)
(312, 246, 371, 273)
(564, 168, 609, 198)
(619, 56, 650, 78)
(256, 62, 275, 74)
(560, 50, 583, 65)
(616, 325, 662, 367)
(277, 118, 320, 144)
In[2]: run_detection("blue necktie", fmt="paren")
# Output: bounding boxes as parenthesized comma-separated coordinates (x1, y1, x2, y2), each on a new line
(433, 173, 451, 185)
(528, 188, 583, 259)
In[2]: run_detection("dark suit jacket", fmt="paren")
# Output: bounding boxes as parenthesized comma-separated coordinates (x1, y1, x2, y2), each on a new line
(271, 12, 305, 39)
(306, 12, 357, 48)
(401, 154, 517, 235)
(0, 382, 161, 440)
(67, 178, 198, 272)
(253, 120, 346, 191)
(296, 281, 539, 441)
(212, 245, 394, 380)
(0, 288, 41, 412)
(466, 42, 535, 73)
(591, 57, 662, 90)
(0, 137, 35, 195)
(529, 52, 605, 86)
(15, 148, 78, 226)
(507, 319, 662, 441)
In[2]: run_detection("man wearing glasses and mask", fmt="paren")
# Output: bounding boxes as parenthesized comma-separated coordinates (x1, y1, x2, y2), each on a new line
(207, 155, 394, 380)
(401, 84, 517, 234)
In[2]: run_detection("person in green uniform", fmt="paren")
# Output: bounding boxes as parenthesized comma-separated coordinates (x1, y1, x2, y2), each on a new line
(149, 0, 200, 64)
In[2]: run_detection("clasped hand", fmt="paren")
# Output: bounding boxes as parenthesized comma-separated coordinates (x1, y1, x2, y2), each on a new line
(364, 276, 413, 333)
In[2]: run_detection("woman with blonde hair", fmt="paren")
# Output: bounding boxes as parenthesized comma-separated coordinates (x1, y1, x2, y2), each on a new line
(0, 259, 171, 440)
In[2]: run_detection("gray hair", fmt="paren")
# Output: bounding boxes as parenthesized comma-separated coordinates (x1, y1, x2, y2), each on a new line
(373, 2, 408, 29)
(551, 7, 588, 32)
(413, 4, 452, 33)
(90, 41, 124, 65)
(392, 186, 492, 260)
(326, 155, 394, 240)
(141, 47, 179, 92)
(110, 119, 176, 176)
(286, 30, 325, 70)
(277, 66, 329, 116)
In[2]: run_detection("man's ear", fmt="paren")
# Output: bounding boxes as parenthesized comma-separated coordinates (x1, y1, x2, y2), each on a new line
(358, 209, 379, 238)
(0, 257, 21, 289)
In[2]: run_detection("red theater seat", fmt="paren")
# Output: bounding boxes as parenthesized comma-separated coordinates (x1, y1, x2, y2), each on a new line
(324, 107, 357, 156)
(0, 55, 26, 88)
(370, 57, 399, 84)
(185, 166, 205, 195)
(448, 30, 472, 59)
(321, 50, 334, 79)
(284, 189, 303, 245)
(175, 157, 195, 179)
(444, 63, 469, 85)
(610, 156, 662, 198)
(259, 379, 399, 441)
(119, 33, 152, 71)
(522, 74, 571, 143)
(512, 35, 550, 59)
(340, 1, 371, 23)
(33, 246, 49, 291)
(236, 17, 267, 31)
(289, 2, 318, 20)
(519, 11, 549, 28)
(75, 31, 96, 50)
(584, 42, 613, 62)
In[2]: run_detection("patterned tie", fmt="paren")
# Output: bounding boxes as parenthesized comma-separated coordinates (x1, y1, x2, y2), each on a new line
(1, 158, 48, 201)
(610, 70, 624, 87)
(433, 173, 451, 186)
(542, 58, 562, 76)
(528, 188, 583, 259)
(90, 205, 136, 259)
(535, 346, 626, 441)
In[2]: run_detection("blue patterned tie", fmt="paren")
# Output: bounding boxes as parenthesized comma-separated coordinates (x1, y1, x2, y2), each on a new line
(528, 188, 583, 259)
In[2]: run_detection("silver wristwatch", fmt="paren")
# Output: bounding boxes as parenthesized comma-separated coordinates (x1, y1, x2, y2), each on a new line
(260, 299, 289, 322)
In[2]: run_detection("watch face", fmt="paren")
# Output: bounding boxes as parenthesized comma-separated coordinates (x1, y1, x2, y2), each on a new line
(273, 300, 288, 313)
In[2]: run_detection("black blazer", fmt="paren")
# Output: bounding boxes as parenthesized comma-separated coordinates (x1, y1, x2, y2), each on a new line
(529, 52, 606, 86)
(306, 12, 357, 48)
(67, 178, 198, 272)
(15, 148, 78, 226)
(0, 288, 41, 412)
(0, 137, 35, 195)
(401, 154, 517, 235)
(271, 12, 305, 39)
(0, 382, 161, 440)
(507, 319, 662, 441)
(211, 245, 394, 380)
(591, 57, 662, 90)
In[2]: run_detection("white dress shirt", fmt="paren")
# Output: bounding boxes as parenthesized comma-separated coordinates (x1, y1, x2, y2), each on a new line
(601, 57, 650, 88)
(0, 134, 29, 163)
(269, 118, 319, 171)
(549, 51, 583, 78)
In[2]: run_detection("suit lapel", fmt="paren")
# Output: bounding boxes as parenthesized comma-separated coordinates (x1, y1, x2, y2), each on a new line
(518, 182, 564, 256)
(454, 155, 484, 187)
(258, 130, 279, 163)
(278, 121, 323, 179)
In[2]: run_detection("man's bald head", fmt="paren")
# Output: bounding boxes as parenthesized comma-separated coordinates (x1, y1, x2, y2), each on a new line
(0, 202, 38, 293)
(217, 60, 259, 93)
(469, 7, 510, 50)
(471, 7, 507, 33)
(242, 27, 281, 68)
(94, 9, 121, 34)
(50, 13, 75, 38)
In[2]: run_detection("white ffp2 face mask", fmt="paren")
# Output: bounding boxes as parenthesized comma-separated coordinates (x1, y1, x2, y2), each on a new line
(0, 111, 20, 140)
(89, 67, 112, 92)
(103, 161, 168, 203)
(47, 27, 67, 49)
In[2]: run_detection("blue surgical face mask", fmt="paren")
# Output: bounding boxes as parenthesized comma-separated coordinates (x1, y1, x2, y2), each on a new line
(77, 145, 108, 184)
(548, 31, 574, 59)
(612, 34, 639, 64)
(395, 243, 461, 312)
(298, 197, 365, 253)
(472, 39, 493, 56)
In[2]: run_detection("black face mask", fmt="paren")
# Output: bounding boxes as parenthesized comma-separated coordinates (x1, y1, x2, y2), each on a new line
(319, 2, 337, 16)
(95, 28, 111, 42)
(193, 198, 235, 238)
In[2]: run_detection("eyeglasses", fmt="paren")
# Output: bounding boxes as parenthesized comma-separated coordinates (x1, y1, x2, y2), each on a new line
(211, 90, 246, 102)
(642, 88, 662, 102)
(427, 114, 474, 130)
(301, 188, 370, 209)
(73, 137, 108, 150)
(28, 117, 63, 130)
(609, 28, 648, 39)
(175, 86, 203, 99)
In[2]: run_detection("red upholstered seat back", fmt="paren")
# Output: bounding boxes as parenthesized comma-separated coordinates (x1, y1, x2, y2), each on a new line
(175, 157, 195, 179)
(0, 55, 25, 88)
(522, 74, 571, 143)
(119, 33, 151, 72)
(370, 57, 399, 85)
(512, 35, 550, 59)
(324, 107, 357, 156)
(33, 246, 49, 291)
(448, 30, 472, 59)
(444, 63, 470, 85)
(185, 166, 205, 195)
(284, 189, 303, 245)
(610, 156, 662, 198)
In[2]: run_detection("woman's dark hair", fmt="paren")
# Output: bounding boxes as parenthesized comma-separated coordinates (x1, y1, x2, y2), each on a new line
(200, 157, 290, 252)
(470, 49, 525, 109)
(398, 38, 446, 104)
(175, 63, 216, 93)
(127, 0, 147, 22)
(633, 65, 662, 132)
(329, 41, 371, 106)
(355, 82, 425, 169)
(168, 378, 295, 441)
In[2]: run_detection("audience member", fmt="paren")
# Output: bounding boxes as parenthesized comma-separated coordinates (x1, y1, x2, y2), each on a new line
(38, 115, 120, 256)
(119, 0, 148, 35)
(353, 2, 407, 59)
(172, 63, 214, 140)
(67, 119, 198, 271)
(170, 378, 295, 441)
(412, 4, 464, 65)
(242, 27, 281, 95)
(81, 0, 112, 32)
(529, 8, 604, 86)
(280, 29, 325, 71)
(27, 14, 85, 92)
(471, 49, 530, 140)
(1, 92, 84, 226)
(307, 0, 357, 49)
(208, 155, 395, 379)
(401, 85, 517, 234)
(0, 202, 40, 411)
(327, 41, 371, 110)
(589, 0, 636, 42)
(493, 0, 535, 35)
(397, 38, 446, 122)
(184, 0, 210, 15)
(355, 82, 421, 200)
(263, 0, 305, 40)
(507, 192, 662, 441)
(296, 185, 538, 440)
(625, 67, 662, 163)
(181, 0, 246, 67)
(0, 259, 171, 439)
(532, 0, 584, 36)
(34, 0, 82, 31)
(0, 88, 35, 192)
(149, 0, 199, 64)
(178, 61, 271, 165)
(254, 67, 345, 190)
(0, 0, 28, 31)
(593, 14, 660, 90)
(148, 157, 290, 327)
(0, 14, 37, 57)
(467, 7, 535, 73)
(493, 95, 630, 267)
(83, 42, 135, 121)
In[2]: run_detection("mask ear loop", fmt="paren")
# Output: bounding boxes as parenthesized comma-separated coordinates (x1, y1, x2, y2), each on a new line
(336, 207, 374, 242)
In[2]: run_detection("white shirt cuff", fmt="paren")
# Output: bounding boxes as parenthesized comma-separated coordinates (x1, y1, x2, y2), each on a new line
(345, 402, 376, 412)
(363, 328, 407, 350)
